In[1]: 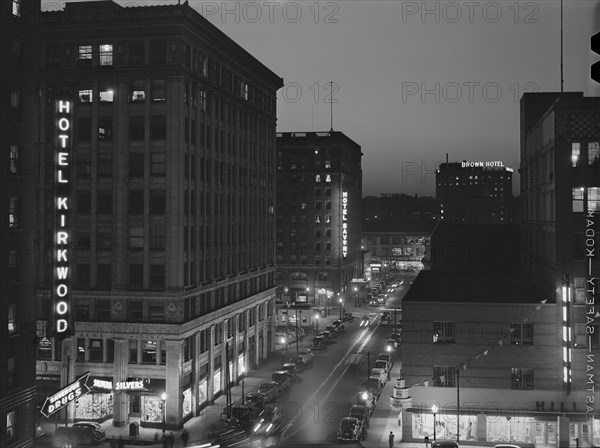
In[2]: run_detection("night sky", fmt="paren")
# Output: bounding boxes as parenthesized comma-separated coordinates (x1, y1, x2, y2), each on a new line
(49, 0, 600, 196)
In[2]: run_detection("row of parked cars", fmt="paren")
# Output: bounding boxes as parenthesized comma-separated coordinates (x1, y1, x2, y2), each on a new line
(309, 318, 346, 351)
(336, 352, 393, 442)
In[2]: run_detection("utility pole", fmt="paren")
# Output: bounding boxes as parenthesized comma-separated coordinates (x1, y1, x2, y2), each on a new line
(456, 367, 460, 444)
(295, 308, 299, 356)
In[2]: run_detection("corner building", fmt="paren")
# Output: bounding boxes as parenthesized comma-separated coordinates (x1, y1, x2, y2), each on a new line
(275, 132, 362, 308)
(36, 0, 283, 429)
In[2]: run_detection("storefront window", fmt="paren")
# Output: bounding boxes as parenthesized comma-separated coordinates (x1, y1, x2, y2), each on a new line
(141, 395, 163, 424)
(198, 377, 208, 407)
(213, 368, 221, 394)
(412, 413, 477, 441)
(6, 411, 16, 443)
(237, 354, 245, 378)
(486, 416, 535, 444)
(182, 387, 192, 418)
(74, 392, 113, 421)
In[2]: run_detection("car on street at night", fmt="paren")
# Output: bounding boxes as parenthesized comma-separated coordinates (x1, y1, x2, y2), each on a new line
(244, 392, 266, 409)
(385, 338, 398, 351)
(378, 352, 393, 366)
(332, 320, 345, 331)
(288, 355, 307, 370)
(55, 422, 106, 445)
(370, 368, 387, 387)
(336, 417, 365, 441)
(319, 330, 332, 342)
(311, 336, 328, 350)
(271, 371, 291, 391)
(432, 440, 460, 448)
(257, 382, 278, 402)
(388, 332, 402, 343)
(298, 348, 314, 363)
(374, 359, 391, 378)
(349, 404, 368, 430)
(368, 299, 379, 307)
(251, 404, 282, 438)
(342, 312, 354, 322)
(281, 362, 298, 378)
(367, 378, 383, 397)
(325, 325, 339, 336)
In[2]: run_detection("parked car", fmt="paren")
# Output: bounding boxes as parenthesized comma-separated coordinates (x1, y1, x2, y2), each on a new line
(432, 440, 460, 448)
(221, 404, 262, 429)
(319, 330, 332, 342)
(367, 378, 383, 397)
(378, 352, 393, 366)
(385, 338, 398, 350)
(55, 422, 106, 445)
(311, 336, 328, 351)
(388, 333, 402, 343)
(370, 368, 387, 387)
(336, 417, 364, 441)
(298, 348, 314, 364)
(356, 390, 376, 414)
(349, 404, 368, 429)
(271, 371, 291, 391)
(374, 359, 391, 378)
(342, 312, 354, 322)
(281, 362, 298, 378)
(257, 382, 278, 402)
(325, 325, 339, 336)
(288, 355, 306, 370)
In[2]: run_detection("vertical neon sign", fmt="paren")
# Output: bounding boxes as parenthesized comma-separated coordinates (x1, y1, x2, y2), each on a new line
(342, 191, 348, 258)
(54, 100, 72, 341)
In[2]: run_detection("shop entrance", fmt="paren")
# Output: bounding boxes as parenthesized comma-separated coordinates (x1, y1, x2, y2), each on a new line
(129, 395, 141, 417)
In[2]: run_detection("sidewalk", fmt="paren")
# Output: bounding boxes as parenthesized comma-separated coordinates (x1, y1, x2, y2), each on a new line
(96, 312, 342, 447)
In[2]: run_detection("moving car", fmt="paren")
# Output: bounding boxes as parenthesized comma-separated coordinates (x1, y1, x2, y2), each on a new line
(271, 371, 291, 391)
(336, 416, 364, 441)
(257, 382, 278, 402)
(251, 404, 282, 438)
(55, 422, 106, 445)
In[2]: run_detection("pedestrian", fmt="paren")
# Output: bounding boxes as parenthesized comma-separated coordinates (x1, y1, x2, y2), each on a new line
(389, 431, 395, 448)
(181, 428, 189, 447)
(117, 435, 125, 448)
(168, 431, 175, 448)
(161, 434, 168, 448)
(425, 435, 430, 447)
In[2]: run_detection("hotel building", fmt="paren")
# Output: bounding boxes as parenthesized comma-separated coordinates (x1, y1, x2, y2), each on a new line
(36, 0, 283, 429)
(1, 0, 41, 446)
(275, 132, 362, 311)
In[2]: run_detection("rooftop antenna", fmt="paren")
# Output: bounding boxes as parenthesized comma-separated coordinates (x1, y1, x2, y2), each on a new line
(560, 0, 564, 92)
(329, 81, 334, 133)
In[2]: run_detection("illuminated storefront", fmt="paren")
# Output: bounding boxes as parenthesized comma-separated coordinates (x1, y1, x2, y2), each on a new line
(411, 412, 478, 442)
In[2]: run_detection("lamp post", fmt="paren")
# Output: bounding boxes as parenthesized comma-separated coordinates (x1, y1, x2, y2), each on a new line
(314, 314, 319, 334)
(160, 392, 167, 435)
(280, 337, 286, 365)
(240, 366, 246, 405)
(432, 404, 438, 441)
(338, 297, 343, 320)
(353, 286, 358, 306)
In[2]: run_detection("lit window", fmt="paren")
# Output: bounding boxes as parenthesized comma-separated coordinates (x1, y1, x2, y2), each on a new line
(324, 160, 331, 169)
(325, 174, 331, 182)
(589, 187, 600, 212)
(571, 143, 581, 167)
(200, 90, 207, 110)
(511, 368, 534, 390)
(325, 214, 331, 223)
(572, 188, 584, 212)
(9, 197, 18, 228)
(99, 87, 114, 102)
(589, 142, 600, 166)
(433, 321, 455, 343)
(12, 0, 21, 17)
(12, 38, 21, 56)
(315, 174, 321, 182)
(8, 304, 16, 334)
(78, 89, 93, 103)
(315, 215, 321, 223)
(301, 202, 307, 210)
(9, 145, 19, 174)
(10, 91, 20, 108)
(99, 44, 113, 66)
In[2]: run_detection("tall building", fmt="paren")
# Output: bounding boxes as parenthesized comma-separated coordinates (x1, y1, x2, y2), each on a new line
(35, 0, 283, 430)
(1, 0, 41, 446)
(275, 132, 362, 311)
(519, 92, 600, 441)
(436, 161, 515, 223)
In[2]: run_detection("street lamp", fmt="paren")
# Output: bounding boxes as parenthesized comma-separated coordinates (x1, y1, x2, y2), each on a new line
(240, 366, 246, 405)
(353, 286, 358, 306)
(280, 337, 286, 364)
(314, 314, 319, 334)
(160, 392, 167, 435)
(338, 297, 343, 320)
(432, 404, 438, 441)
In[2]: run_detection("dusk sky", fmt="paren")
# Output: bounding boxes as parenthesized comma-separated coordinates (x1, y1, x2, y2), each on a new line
(51, 0, 600, 196)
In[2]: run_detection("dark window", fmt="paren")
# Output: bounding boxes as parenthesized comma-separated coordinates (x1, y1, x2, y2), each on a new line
(97, 153, 112, 177)
(150, 225, 165, 250)
(129, 153, 144, 178)
(149, 303, 164, 321)
(150, 40, 166, 64)
(150, 264, 165, 288)
(127, 300, 143, 321)
(151, 79, 166, 102)
(150, 115, 166, 140)
(129, 116, 145, 140)
(96, 300, 111, 320)
(107, 339, 115, 362)
(76, 264, 90, 288)
(97, 193, 112, 214)
(433, 321, 456, 343)
(77, 117, 92, 141)
(129, 41, 145, 65)
(88, 339, 103, 362)
(511, 368, 534, 390)
(142, 341, 157, 364)
(97, 230, 112, 250)
(151, 153, 166, 176)
(76, 302, 89, 320)
(150, 190, 166, 215)
(97, 264, 112, 289)
(129, 191, 144, 215)
(129, 264, 143, 288)
(433, 366, 456, 387)
(129, 339, 138, 363)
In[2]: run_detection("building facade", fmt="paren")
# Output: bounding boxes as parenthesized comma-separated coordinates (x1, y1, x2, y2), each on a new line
(436, 161, 516, 224)
(36, 0, 283, 429)
(275, 132, 362, 311)
(1, 0, 41, 447)
(520, 92, 600, 443)
(401, 271, 600, 448)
